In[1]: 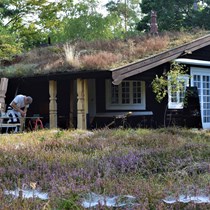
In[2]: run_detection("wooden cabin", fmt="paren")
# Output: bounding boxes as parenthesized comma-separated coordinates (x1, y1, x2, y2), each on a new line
(1, 32, 210, 130)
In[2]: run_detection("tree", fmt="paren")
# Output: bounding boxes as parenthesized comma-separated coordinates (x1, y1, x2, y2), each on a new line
(0, 0, 65, 49)
(106, 0, 142, 35)
(0, 25, 22, 60)
(51, 0, 121, 42)
(137, 0, 209, 32)
(190, 1, 210, 30)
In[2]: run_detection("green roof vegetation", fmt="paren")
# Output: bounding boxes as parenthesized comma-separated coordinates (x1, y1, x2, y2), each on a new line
(0, 30, 209, 78)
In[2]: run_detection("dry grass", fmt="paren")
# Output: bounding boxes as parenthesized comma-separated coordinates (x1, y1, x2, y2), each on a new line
(81, 51, 122, 69)
(63, 44, 80, 68)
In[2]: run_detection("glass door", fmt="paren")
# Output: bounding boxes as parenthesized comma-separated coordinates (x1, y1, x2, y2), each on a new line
(191, 67, 210, 129)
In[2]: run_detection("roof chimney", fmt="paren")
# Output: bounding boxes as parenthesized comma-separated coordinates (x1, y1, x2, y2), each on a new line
(150, 10, 158, 35)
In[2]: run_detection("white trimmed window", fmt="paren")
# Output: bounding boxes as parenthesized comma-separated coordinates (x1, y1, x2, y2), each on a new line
(106, 80, 146, 110)
(168, 75, 189, 109)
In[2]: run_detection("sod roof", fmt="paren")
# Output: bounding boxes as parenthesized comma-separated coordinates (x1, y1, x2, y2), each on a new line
(0, 30, 209, 79)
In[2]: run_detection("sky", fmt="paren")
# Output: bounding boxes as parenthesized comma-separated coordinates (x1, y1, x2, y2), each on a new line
(49, 0, 110, 16)
(75, 0, 109, 15)
(21, 0, 109, 27)
(97, 0, 109, 15)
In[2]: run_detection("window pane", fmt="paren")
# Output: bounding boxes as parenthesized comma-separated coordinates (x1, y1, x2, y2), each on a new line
(168, 75, 189, 109)
(133, 81, 141, 103)
(111, 84, 119, 104)
(122, 81, 130, 104)
(171, 95, 177, 102)
(107, 80, 144, 109)
(193, 75, 200, 82)
(179, 81, 185, 103)
(171, 84, 177, 102)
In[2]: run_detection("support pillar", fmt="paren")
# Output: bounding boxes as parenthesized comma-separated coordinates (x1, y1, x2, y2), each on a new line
(49, 80, 57, 129)
(77, 79, 88, 129)
(0, 78, 8, 112)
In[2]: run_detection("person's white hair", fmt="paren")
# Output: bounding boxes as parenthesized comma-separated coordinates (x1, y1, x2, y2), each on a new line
(26, 96, 33, 104)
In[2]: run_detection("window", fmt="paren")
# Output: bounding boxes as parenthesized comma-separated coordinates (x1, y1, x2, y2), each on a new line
(168, 75, 189, 109)
(106, 80, 146, 110)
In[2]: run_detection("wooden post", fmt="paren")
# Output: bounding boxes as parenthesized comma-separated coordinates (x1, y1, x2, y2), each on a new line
(0, 78, 8, 112)
(49, 80, 57, 129)
(77, 79, 88, 129)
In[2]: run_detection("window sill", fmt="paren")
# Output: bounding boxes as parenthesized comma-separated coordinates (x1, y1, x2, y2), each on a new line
(95, 111, 153, 118)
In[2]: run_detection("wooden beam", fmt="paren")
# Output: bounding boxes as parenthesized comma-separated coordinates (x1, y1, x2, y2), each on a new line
(77, 79, 88, 129)
(0, 78, 8, 112)
(49, 80, 57, 129)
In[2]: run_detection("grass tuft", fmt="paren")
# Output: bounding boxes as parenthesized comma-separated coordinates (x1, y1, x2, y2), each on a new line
(63, 44, 80, 68)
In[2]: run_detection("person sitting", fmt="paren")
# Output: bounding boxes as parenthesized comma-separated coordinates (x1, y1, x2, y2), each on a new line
(7, 95, 33, 124)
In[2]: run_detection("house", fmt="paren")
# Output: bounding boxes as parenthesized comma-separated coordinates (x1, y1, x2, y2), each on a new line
(1, 31, 210, 130)
(111, 33, 210, 129)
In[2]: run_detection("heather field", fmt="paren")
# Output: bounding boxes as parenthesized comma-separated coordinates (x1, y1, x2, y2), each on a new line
(0, 128, 210, 209)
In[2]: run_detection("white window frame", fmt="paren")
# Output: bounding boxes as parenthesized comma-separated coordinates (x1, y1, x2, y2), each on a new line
(168, 75, 189, 109)
(106, 80, 146, 110)
(191, 67, 210, 129)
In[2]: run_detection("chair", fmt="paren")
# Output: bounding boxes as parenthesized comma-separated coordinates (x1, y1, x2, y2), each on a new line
(27, 114, 44, 131)
(0, 112, 21, 133)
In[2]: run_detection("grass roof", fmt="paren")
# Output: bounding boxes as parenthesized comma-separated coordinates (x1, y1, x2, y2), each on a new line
(0, 29, 209, 78)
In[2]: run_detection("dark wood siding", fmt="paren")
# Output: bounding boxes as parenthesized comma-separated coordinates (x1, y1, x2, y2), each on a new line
(184, 45, 210, 61)
(93, 74, 164, 128)
(6, 78, 49, 128)
(96, 79, 106, 113)
(57, 80, 71, 128)
(6, 78, 75, 129)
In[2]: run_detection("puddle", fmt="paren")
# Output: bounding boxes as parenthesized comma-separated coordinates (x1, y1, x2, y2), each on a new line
(163, 194, 210, 204)
(81, 192, 138, 208)
(4, 188, 49, 200)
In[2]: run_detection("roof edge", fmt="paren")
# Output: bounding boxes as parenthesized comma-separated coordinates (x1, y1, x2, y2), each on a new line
(112, 34, 210, 84)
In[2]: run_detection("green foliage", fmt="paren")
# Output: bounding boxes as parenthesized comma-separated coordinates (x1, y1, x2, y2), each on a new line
(0, 0, 210, 59)
(106, 0, 141, 33)
(63, 15, 114, 41)
(51, 0, 143, 43)
(17, 24, 49, 50)
(1, 0, 209, 56)
(0, 26, 22, 60)
(138, 0, 210, 32)
(51, 1, 118, 42)
(57, 194, 80, 210)
(0, 0, 65, 50)
(151, 62, 188, 103)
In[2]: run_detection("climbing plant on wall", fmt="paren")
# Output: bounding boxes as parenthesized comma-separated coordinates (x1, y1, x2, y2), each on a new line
(151, 62, 188, 103)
